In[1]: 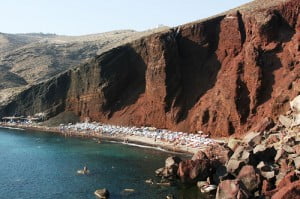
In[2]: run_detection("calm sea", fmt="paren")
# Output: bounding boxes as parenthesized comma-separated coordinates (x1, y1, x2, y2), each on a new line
(0, 127, 208, 199)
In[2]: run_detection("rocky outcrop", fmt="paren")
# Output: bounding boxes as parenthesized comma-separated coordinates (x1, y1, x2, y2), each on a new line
(152, 95, 300, 198)
(1, 0, 300, 137)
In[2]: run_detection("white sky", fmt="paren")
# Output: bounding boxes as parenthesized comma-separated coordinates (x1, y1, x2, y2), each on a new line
(0, 0, 253, 35)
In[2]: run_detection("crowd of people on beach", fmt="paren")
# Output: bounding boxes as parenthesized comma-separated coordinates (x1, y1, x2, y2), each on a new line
(59, 122, 217, 149)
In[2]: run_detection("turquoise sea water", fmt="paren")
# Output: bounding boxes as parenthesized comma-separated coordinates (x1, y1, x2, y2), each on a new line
(0, 127, 207, 199)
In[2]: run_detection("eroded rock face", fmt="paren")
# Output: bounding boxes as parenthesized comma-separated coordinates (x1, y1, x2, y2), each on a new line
(1, 0, 300, 137)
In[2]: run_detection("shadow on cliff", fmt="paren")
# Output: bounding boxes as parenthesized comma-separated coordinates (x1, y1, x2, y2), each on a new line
(0, 71, 71, 118)
(165, 17, 223, 123)
(255, 13, 295, 109)
(100, 46, 146, 118)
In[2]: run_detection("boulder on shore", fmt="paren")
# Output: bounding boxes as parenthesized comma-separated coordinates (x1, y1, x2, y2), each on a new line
(215, 179, 251, 199)
(177, 159, 210, 184)
(237, 165, 261, 192)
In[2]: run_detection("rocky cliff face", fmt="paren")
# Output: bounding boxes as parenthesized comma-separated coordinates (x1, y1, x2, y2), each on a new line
(0, 29, 168, 106)
(1, 0, 299, 137)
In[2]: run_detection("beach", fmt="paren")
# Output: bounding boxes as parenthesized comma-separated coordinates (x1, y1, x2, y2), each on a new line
(0, 122, 222, 154)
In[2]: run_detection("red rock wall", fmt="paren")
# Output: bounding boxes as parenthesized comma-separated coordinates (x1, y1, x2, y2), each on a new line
(63, 0, 300, 137)
(2, 0, 299, 137)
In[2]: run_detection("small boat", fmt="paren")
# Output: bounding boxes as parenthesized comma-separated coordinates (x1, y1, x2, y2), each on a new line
(77, 166, 90, 175)
(156, 182, 171, 186)
(123, 188, 135, 192)
(145, 179, 154, 184)
(77, 169, 90, 174)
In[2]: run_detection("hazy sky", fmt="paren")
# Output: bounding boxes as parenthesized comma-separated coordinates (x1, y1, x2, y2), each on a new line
(1, 0, 252, 36)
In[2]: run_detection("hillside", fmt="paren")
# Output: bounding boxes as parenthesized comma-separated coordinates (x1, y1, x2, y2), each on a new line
(1, 0, 299, 137)
(0, 28, 167, 105)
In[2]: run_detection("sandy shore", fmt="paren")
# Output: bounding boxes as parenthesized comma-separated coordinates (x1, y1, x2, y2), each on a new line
(0, 123, 214, 154)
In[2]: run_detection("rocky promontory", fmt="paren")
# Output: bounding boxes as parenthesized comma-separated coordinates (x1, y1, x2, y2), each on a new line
(154, 95, 300, 198)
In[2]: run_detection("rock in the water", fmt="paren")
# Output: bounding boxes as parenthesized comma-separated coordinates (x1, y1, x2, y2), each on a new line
(145, 179, 154, 184)
(216, 179, 251, 199)
(177, 159, 210, 184)
(155, 167, 164, 176)
(166, 194, 174, 199)
(165, 156, 182, 168)
(197, 181, 209, 189)
(237, 165, 261, 192)
(94, 188, 110, 199)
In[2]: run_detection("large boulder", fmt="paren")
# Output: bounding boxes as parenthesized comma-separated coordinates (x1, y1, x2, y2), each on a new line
(264, 171, 300, 197)
(272, 180, 300, 199)
(277, 171, 299, 188)
(290, 95, 300, 113)
(192, 150, 208, 161)
(156, 156, 182, 179)
(216, 179, 251, 199)
(226, 146, 253, 175)
(177, 159, 210, 184)
(165, 156, 182, 168)
(213, 165, 229, 184)
(243, 132, 262, 147)
(201, 144, 232, 166)
(237, 165, 261, 192)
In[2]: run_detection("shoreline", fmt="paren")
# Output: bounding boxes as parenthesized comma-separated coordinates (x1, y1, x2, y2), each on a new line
(0, 123, 213, 155)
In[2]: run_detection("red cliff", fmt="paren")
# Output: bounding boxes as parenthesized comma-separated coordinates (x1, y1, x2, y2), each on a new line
(2, 0, 300, 137)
